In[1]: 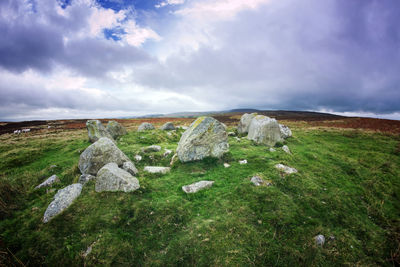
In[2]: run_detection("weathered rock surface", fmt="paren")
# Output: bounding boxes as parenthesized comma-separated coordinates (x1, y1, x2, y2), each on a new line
(250, 176, 272, 186)
(95, 163, 140, 192)
(35, 175, 60, 189)
(279, 124, 292, 139)
(247, 115, 283, 146)
(314, 235, 325, 246)
(43, 183, 82, 223)
(86, 120, 113, 143)
(138, 122, 155, 131)
(237, 113, 257, 134)
(239, 159, 248, 165)
(275, 164, 298, 174)
(176, 117, 229, 162)
(182, 180, 214, 193)
(160, 122, 175, 130)
(142, 145, 161, 153)
(79, 137, 130, 175)
(78, 174, 95, 185)
(122, 161, 138, 176)
(282, 145, 291, 154)
(269, 148, 276, 152)
(134, 155, 142, 161)
(143, 166, 170, 174)
(106, 120, 127, 139)
(163, 149, 173, 157)
(224, 163, 230, 168)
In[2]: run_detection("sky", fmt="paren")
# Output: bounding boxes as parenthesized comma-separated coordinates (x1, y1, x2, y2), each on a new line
(0, 0, 399, 121)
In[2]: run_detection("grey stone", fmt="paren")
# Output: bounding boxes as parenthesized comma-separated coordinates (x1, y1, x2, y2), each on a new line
(314, 235, 325, 246)
(143, 166, 170, 174)
(134, 155, 142, 161)
(160, 122, 175, 130)
(78, 174, 96, 185)
(275, 164, 298, 174)
(163, 149, 173, 157)
(269, 148, 276, 152)
(247, 115, 283, 146)
(35, 175, 60, 189)
(138, 122, 155, 131)
(279, 124, 292, 139)
(170, 153, 178, 166)
(282, 145, 291, 154)
(142, 145, 161, 153)
(50, 165, 57, 169)
(43, 183, 82, 223)
(250, 176, 264, 186)
(79, 137, 130, 175)
(106, 120, 127, 139)
(237, 113, 257, 134)
(122, 161, 138, 176)
(95, 163, 140, 192)
(239, 159, 247, 164)
(177, 117, 229, 162)
(227, 132, 236, 136)
(224, 163, 230, 168)
(182, 180, 214, 193)
(86, 120, 113, 143)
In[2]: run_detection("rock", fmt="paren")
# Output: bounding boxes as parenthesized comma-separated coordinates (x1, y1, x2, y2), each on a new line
(279, 124, 292, 139)
(122, 161, 138, 176)
(95, 163, 140, 192)
(83, 242, 96, 258)
(239, 159, 247, 165)
(138, 122, 155, 131)
(43, 184, 82, 223)
(160, 122, 175, 130)
(234, 137, 241, 142)
(182, 180, 214, 193)
(142, 145, 161, 153)
(50, 165, 57, 169)
(78, 174, 95, 185)
(163, 149, 173, 157)
(247, 115, 283, 146)
(143, 166, 170, 174)
(275, 164, 298, 174)
(314, 234, 325, 246)
(106, 120, 127, 139)
(79, 137, 130, 175)
(86, 120, 113, 143)
(170, 153, 178, 166)
(282, 145, 291, 154)
(269, 148, 276, 152)
(134, 155, 142, 161)
(250, 176, 272, 186)
(35, 175, 60, 189)
(227, 132, 236, 136)
(224, 163, 230, 168)
(176, 117, 229, 162)
(237, 113, 257, 134)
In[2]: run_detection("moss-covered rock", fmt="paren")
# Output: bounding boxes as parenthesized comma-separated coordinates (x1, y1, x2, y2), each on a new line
(86, 120, 113, 143)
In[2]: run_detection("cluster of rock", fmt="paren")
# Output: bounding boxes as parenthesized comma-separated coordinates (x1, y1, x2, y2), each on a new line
(86, 120, 127, 143)
(137, 121, 176, 131)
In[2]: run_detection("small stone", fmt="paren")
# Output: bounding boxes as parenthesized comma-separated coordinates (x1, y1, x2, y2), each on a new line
(250, 176, 264, 186)
(138, 122, 155, 131)
(142, 145, 161, 153)
(83, 242, 96, 258)
(314, 234, 325, 246)
(239, 159, 247, 165)
(234, 137, 241, 142)
(50, 165, 57, 169)
(282, 145, 291, 154)
(269, 148, 276, 152)
(182, 180, 214, 193)
(228, 132, 236, 136)
(275, 164, 298, 174)
(170, 153, 178, 166)
(35, 175, 60, 189)
(144, 166, 171, 174)
(78, 174, 95, 185)
(122, 161, 139, 176)
(329, 235, 335, 241)
(223, 163, 230, 168)
(163, 149, 173, 157)
(134, 155, 142, 161)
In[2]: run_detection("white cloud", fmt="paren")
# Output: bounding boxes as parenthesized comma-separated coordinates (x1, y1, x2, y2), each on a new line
(123, 21, 161, 47)
(155, 0, 185, 9)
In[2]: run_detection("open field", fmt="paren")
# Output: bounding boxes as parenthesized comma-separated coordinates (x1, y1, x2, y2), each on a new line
(1, 115, 400, 266)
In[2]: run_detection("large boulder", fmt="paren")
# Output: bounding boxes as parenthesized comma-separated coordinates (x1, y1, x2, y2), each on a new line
(86, 120, 113, 143)
(176, 117, 229, 162)
(138, 122, 155, 131)
(79, 137, 130, 175)
(160, 122, 175, 130)
(95, 163, 140, 192)
(106, 120, 127, 139)
(247, 115, 283, 146)
(43, 184, 82, 223)
(279, 124, 292, 139)
(237, 113, 257, 134)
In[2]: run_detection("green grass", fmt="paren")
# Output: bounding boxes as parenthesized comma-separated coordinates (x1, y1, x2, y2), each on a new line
(1, 126, 399, 266)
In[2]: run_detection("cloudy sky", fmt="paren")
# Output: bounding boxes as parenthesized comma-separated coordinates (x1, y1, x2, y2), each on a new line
(0, 0, 399, 121)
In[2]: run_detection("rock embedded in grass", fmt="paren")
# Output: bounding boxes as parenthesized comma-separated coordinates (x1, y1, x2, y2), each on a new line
(43, 183, 82, 223)
(224, 163, 230, 168)
(144, 166, 171, 174)
(163, 149, 173, 157)
(314, 234, 325, 246)
(134, 155, 142, 161)
(237, 113, 257, 134)
(182, 180, 214, 193)
(35, 174, 60, 189)
(122, 161, 138, 176)
(106, 120, 127, 139)
(279, 124, 292, 139)
(142, 145, 161, 153)
(138, 122, 155, 131)
(95, 163, 140, 192)
(275, 163, 298, 174)
(269, 148, 276, 152)
(282, 145, 291, 154)
(239, 159, 248, 164)
(176, 116, 229, 162)
(247, 115, 283, 146)
(78, 174, 95, 185)
(250, 176, 268, 186)
(86, 120, 114, 143)
(79, 137, 130, 175)
(160, 122, 175, 130)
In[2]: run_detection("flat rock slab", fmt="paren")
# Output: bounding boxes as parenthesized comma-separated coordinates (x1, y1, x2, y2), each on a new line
(182, 180, 214, 193)
(251, 176, 272, 186)
(43, 183, 82, 223)
(142, 145, 161, 153)
(144, 166, 171, 174)
(275, 164, 298, 174)
(96, 163, 140, 192)
(35, 175, 60, 189)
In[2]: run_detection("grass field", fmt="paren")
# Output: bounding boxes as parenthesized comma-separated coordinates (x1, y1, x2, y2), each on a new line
(1, 119, 399, 266)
